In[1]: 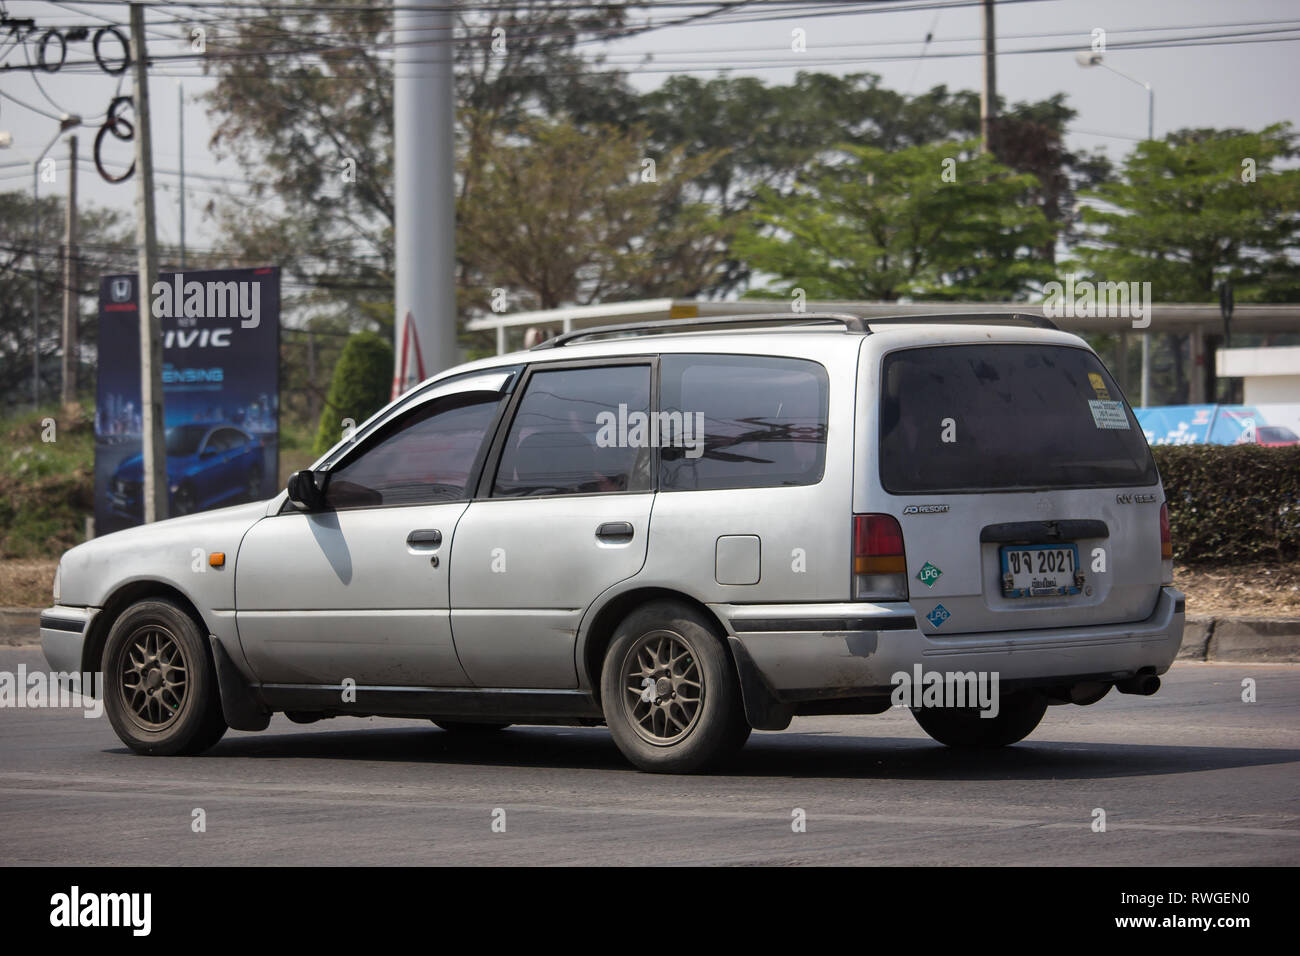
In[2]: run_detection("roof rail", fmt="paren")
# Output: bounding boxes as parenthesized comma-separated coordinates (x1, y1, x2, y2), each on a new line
(530, 312, 868, 349)
(859, 311, 1059, 332)
(528, 309, 1057, 350)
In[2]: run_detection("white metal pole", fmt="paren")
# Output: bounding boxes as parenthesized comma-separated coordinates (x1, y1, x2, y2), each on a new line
(393, 0, 457, 396)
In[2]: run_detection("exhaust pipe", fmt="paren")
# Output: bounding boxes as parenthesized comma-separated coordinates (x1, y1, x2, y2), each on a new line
(1116, 669, 1161, 696)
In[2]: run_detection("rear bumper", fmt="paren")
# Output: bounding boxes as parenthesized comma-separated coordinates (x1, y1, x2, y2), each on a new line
(713, 587, 1185, 702)
(40, 606, 96, 676)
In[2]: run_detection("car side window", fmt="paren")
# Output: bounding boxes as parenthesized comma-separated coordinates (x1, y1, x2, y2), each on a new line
(203, 430, 231, 454)
(492, 364, 652, 497)
(210, 428, 243, 452)
(659, 354, 829, 491)
(324, 392, 503, 509)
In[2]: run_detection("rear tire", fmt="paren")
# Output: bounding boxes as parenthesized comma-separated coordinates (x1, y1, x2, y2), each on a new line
(911, 689, 1048, 748)
(102, 598, 228, 755)
(600, 600, 750, 773)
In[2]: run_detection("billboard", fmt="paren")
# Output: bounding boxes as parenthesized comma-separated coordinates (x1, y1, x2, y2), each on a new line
(94, 267, 280, 534)
(1136, 404, 1300, 446)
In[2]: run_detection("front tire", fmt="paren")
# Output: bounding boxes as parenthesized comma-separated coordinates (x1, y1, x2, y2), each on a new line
(600, 600, 750, 773)
(102, 599, 228, 755)
(911, 689, 1048, 748)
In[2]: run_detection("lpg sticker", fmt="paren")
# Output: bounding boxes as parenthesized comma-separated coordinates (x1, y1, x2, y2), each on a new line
(1087, 372, 1111, 400)
(917, 562, 943, 587)
(925, 604, 951, 629)
(1088, 399, 1129, 430)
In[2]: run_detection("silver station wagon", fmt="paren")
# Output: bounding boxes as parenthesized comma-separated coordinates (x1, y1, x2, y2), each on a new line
(41, 313, 1185, 772)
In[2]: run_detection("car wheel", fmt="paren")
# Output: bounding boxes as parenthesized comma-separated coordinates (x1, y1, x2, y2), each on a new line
(245, 465, 263, 501)
(172, 484, 196, 516)
(102, 598, 228, 755)
(600, 600, 750, 773)
(432, 721, 511, 733)
(910, 690, 1048, 748)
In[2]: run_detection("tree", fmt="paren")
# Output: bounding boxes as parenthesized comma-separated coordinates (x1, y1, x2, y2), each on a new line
(458, 117, 731, 311)
(734, 140, 1054, 302)
(1069, 124, 1300, 302)
(313, 330, 394, 456)
(0, 191, 131, 412)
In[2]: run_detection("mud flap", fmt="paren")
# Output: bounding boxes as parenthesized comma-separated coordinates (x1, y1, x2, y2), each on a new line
(209, 637, 272, 731)
(727, 636, 794, 731)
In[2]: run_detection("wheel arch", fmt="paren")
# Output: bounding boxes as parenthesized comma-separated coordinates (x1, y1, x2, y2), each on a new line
(83, 579, 213, 687)
(578, 586, 731, 706)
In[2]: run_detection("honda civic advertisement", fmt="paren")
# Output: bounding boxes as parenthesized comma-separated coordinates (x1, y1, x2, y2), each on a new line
(93, 267, 280, 533)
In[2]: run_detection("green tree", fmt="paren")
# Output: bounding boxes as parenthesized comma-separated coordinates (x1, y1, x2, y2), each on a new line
(1069, 124, 1300, 301)
(313, 330, 394, 456)
(735, 140, 1054, 302)
(458, 117, 731, 310)
(0, 191, 131, 412)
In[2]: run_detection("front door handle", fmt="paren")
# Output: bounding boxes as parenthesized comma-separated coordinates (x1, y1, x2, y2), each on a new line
(596, 521, 634, 542)
(407, 529, 442, 548)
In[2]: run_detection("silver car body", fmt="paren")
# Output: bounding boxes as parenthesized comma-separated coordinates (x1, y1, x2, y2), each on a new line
(42, 321, 1184, 730)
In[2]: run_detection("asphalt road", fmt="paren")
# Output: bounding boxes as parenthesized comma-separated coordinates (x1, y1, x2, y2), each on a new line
(0, 645, 1296, 866)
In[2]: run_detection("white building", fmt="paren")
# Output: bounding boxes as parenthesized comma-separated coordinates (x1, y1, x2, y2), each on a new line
(1216, 346, 1300, 404)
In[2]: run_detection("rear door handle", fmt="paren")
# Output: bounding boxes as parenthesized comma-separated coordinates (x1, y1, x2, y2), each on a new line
(406, 529, 443, 548)
(596, 521, 634, 542)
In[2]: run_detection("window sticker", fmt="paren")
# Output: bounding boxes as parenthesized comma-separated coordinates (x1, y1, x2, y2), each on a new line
(1087, 372, 1111, 400)
(1088, 399, 1130, 430)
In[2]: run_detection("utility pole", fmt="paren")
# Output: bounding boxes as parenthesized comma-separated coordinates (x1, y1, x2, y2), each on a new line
(980, 0, 997, 153)
(178, 82, 185, 269)
(60, 135, 78, 406)
(131, 3, 167, 522)
(393, 0, 457, 396)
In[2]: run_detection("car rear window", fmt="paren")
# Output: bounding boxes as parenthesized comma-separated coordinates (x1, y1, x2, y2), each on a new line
(879, 344, 1157, 493)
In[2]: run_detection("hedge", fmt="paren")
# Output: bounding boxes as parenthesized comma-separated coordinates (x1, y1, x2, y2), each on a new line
(312, 330, 395, 457)
(1153, 444, 1300, 564)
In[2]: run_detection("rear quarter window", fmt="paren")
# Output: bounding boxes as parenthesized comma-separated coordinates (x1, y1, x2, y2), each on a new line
(879, 343, 1158, 493)
(660, 354, 829, 491)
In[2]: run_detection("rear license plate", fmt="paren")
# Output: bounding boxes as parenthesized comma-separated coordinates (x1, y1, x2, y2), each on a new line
(1000, 544, 1081, 598)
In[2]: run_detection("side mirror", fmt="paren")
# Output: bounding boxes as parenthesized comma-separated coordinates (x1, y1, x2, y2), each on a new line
(286, 469, 327, 510)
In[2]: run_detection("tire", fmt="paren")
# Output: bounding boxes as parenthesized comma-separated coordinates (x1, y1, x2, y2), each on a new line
(432, 721, 511, 733)
(101, 598, 228, 755)
(911, 689, 1048, 748)
(600, 600, 750, 773)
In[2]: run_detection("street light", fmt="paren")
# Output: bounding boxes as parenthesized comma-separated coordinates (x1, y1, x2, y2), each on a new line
(1077, 52, 1155, 407)
(31, 113, 82, 408)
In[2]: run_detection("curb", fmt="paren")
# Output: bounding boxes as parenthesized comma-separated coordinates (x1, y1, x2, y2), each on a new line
(0, 608, 41, 647)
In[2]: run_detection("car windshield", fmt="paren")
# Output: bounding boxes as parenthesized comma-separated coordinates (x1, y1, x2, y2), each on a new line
(1258, 426, 1297, 442)
(165, 425, 209, 456)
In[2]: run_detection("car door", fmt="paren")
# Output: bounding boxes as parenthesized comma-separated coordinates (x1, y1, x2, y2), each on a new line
(449, 360, 655, 688)
(235, 369, 518, 687)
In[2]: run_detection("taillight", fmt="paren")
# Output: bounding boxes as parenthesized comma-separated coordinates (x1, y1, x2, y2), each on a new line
(853, 514, 908, 601)
(1159, 501, 1173, 584)
(1159, 502, 1172, 560)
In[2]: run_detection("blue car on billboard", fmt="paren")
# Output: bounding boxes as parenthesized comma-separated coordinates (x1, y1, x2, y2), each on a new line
(108, 423, 265, 519)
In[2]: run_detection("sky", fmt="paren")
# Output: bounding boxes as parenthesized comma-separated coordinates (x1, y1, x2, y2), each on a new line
(2, 0, 1298, 259)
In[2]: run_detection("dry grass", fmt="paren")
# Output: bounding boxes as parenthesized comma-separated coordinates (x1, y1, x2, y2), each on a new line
(1175, 562, 1300, 618)
(0, 559, 57, 608)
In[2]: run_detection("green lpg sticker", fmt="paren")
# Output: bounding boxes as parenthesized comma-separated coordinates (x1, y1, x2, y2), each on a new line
(916, 561, 943, 587)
